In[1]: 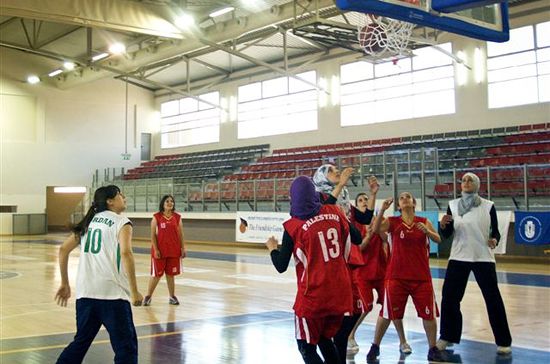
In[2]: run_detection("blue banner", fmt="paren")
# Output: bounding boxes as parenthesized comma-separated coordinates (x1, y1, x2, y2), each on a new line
(514, 211, 550, 245)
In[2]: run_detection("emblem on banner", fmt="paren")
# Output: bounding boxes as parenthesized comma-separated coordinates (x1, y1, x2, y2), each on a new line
(518, 216, 542, 242)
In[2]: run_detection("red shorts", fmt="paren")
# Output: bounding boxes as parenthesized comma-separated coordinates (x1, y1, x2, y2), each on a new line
(356, 279, 384, 314)
(151, 257, 181, 277)
(294, 314, 344, 345)
(351, 272, 367, 314)
(380, 279, 439, 320)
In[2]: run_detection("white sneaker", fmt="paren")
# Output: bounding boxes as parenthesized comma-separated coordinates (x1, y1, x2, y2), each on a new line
(497, 346, 512, 355)
(347, 338, 360, 354)
(436, 339, 449, 351)
(399, 342, 412, 354)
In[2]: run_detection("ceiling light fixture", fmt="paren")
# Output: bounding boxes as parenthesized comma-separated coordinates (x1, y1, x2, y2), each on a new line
(209, 6, 235, 18)
(109, 42, 126, 54)
(175, 13, 195, 28)
(91, 52, 109, 61)
(48, 69, 63, 77)
(27, 75, 40, 84)
(63, 62, 75, 70)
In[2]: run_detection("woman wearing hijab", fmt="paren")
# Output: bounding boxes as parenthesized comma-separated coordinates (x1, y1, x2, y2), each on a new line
(265, 176, 363, 364)
(437, 172, 512, 355)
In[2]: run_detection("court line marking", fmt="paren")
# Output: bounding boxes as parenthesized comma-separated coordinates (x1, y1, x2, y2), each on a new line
(0, 317, 294, 355)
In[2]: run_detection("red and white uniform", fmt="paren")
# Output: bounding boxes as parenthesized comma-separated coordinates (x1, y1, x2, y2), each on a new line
(151, 212, 182, 277)
(381, 215, 438, 320)
(351, 215, 388, 313)
(283, 204, 353, 344)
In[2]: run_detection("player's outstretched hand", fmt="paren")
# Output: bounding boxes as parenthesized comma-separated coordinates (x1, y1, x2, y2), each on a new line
(265, 236, 279, 252)
(381, 197, 393, 211)
(440, 214, 453, 228)
(55, 284, 71, 307)
(339, 167, 354, 186)
(368, 176, 379, 194)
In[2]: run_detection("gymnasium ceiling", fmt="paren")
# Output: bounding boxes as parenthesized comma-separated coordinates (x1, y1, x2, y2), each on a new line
(0, 0, 548, 98)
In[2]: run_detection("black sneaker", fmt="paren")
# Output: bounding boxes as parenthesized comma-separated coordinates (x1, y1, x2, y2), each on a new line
(366, 343, 380, 362)
(427, 346, 446, 362)
(169, 296, 180, 305)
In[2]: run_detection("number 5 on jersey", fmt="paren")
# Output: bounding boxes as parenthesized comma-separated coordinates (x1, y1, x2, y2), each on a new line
(318, 228, 340, 262)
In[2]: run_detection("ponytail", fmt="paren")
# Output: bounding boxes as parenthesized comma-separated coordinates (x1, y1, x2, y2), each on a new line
(71, 185, 121, 236)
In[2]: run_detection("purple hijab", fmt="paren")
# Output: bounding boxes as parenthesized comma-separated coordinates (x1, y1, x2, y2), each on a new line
(290, 176, 322, 220)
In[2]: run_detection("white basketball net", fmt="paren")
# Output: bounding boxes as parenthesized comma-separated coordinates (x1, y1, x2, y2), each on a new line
(358, 14, 415, 58)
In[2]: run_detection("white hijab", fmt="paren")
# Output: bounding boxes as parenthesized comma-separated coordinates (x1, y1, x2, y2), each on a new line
(458, 172, 482, 216)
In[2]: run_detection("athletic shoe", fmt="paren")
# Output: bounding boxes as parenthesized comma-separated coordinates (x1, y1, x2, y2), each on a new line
(347, 338, 359, 354)
(169, 296, 180, 305)
(366, 343, 380, 362)
(497, 346, 512, 355)
(399, 342, 412, 354)
(142, 296, 152, 306)
(427, 346, 446, 362)
(436, 339, 449, 351)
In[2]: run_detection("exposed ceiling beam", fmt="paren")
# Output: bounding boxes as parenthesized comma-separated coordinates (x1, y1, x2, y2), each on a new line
(196, 36, 329, 93)
(35, 25, 82, 49)
(0, 40, 224, 110)
(0, 0, 183, 39)
(47, 0, 337, 88)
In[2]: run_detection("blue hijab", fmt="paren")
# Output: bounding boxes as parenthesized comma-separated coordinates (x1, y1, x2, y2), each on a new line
(290, 176, 322, 220)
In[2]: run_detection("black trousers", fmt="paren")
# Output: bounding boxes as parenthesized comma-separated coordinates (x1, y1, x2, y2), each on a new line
(439, 260, 512, 347)
(56, 298, 138, 364)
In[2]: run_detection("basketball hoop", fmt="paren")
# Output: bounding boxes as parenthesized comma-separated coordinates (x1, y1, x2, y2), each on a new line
(357, 13, 415, 60)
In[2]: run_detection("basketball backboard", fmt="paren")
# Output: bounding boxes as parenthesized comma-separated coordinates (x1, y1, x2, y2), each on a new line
(335, 0, 509, 42)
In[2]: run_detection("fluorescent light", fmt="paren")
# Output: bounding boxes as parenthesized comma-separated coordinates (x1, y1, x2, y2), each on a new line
(27, 75, 40, 84)
(456, 51, 467, 87)
(175, 14, 195, 28)
(63, 62, 75, 70)
(474, 47, 484, 84)
(209, 6, 234, 18)
(48, 69, 63, 77)
(54, 187, 87, 193)
(92, 52, 109, 61)
(109, 42, 126, 54)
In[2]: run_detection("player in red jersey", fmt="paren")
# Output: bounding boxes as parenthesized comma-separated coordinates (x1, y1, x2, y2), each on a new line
(345, 190, 412, 356)
(266, 176, 362, 364)
(366, 192, 445, 362)
(143, 195, 186, 306)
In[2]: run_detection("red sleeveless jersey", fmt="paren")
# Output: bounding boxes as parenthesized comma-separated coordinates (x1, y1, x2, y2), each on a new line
(385, 215, 431, 281)
(283, 204, 353, 318)
(153, 212, 182, 258)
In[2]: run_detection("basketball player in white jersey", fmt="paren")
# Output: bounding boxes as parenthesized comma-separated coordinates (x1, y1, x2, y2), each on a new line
(55, 185, 143, 364)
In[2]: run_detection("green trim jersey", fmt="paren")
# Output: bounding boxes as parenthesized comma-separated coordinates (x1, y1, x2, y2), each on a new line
(75, 210, 132, 301)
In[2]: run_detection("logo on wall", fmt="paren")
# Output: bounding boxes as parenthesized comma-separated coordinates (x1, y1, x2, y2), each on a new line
(518, 216, 542, 243)
(239, 218, 248, 233)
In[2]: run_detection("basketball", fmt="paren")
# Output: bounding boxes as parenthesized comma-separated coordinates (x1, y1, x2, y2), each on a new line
(358, 23, 387, 53)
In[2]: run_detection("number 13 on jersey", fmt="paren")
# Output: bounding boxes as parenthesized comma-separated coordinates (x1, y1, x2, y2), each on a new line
(317, 228, 341, 262)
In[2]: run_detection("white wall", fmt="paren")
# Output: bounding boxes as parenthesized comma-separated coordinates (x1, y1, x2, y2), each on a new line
(153, 37, 550, 157)
(0, 48, 158, 233)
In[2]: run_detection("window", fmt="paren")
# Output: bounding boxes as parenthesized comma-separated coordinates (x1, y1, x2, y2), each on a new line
(237, 71, 318, 139)
(340, 43, 455, 126)
(487, 21, 550, 108)
(159, 91, 220, 148)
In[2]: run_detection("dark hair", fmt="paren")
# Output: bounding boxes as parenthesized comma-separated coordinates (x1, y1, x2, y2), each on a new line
(159, 194, 175, 213)
(72, 185, 121, 236)
(355, 192, 368, 205)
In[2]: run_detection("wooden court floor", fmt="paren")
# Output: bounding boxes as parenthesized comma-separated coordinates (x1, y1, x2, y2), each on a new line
(1, 234, 549, 364)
